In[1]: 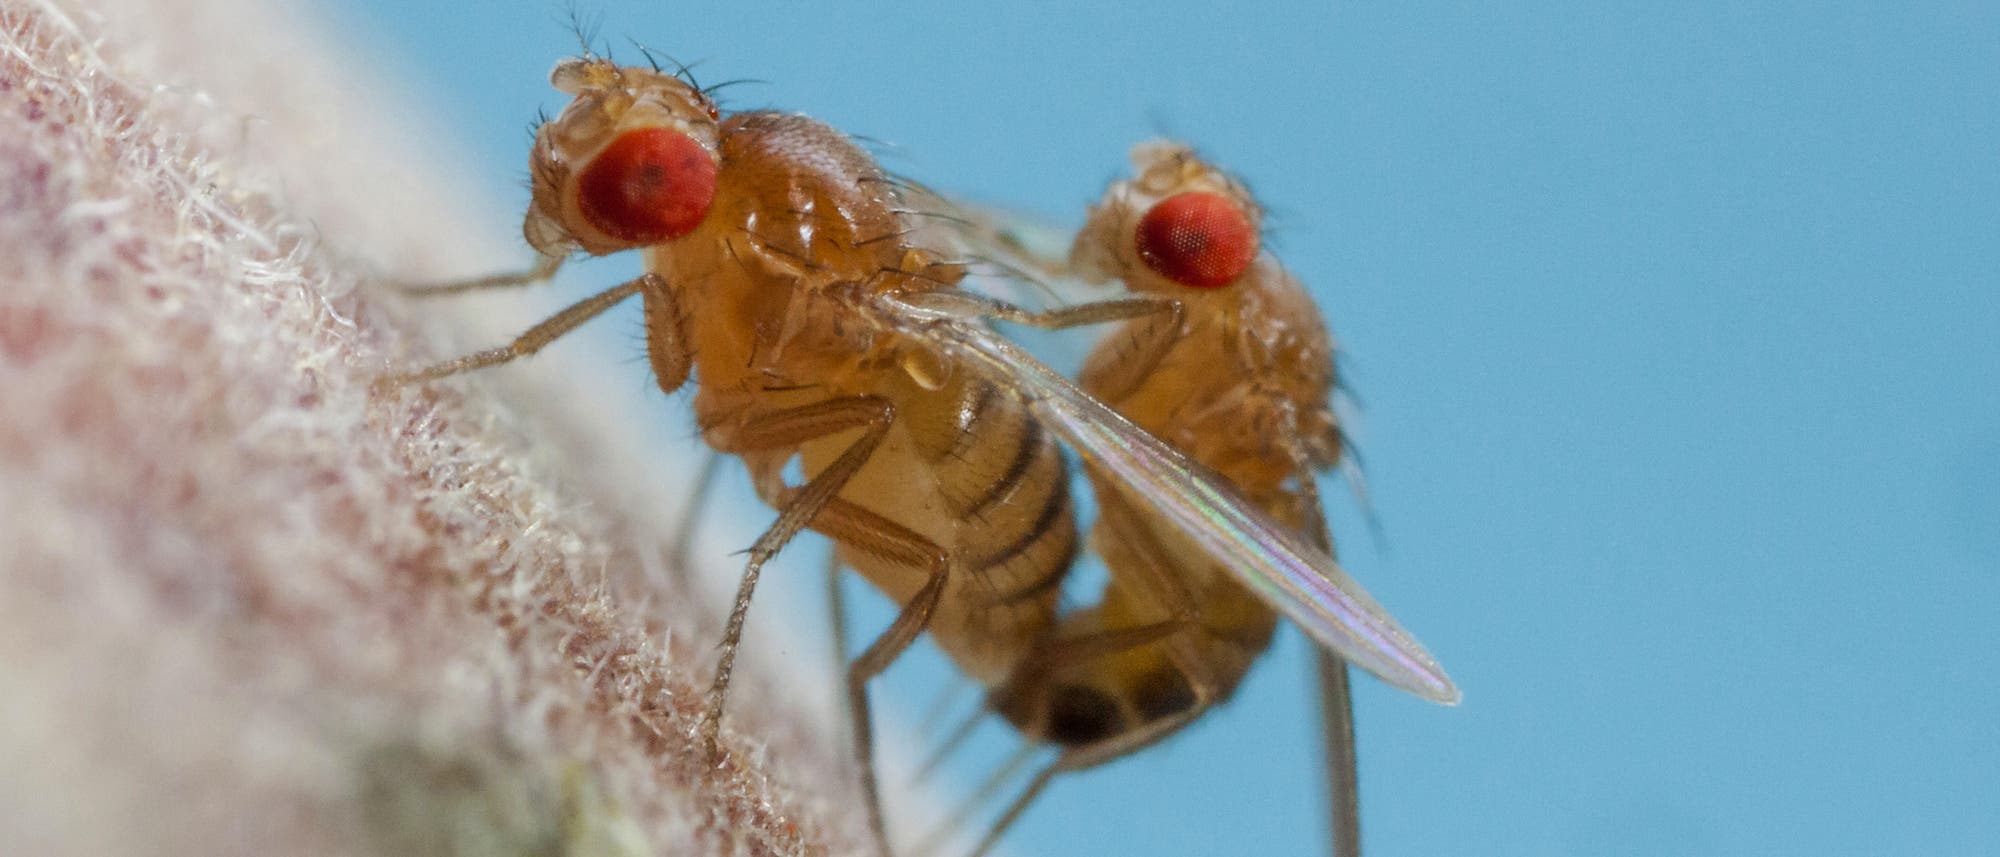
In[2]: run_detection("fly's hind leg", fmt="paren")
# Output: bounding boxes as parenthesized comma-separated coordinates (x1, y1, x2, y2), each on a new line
(787, 495, 954, 857)
(697, 396, 897, 758)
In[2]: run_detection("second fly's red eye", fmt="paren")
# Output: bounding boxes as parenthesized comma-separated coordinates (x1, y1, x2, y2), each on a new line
(1133, 191, 1257, 288)
(576, 127, 718, 244)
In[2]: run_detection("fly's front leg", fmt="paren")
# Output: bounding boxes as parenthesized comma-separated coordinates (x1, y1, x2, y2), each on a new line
(784, 495, 952, 857)
(393, 251, 565, 297)
(901, 289, 1185, 402)
(698, 396, 897, 758)
(906, 288, 1180, 333)
(638, 271, 692, 395)
(989, 295, 1180, 334)
(374, 276, 647, 389)
(1072, 299, 1187, 404)
(994, 293, 1188, 404)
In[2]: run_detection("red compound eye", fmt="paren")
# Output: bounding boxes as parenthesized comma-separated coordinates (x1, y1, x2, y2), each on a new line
(576, 127, 717, 243)
(1133, 191, 1257, 288)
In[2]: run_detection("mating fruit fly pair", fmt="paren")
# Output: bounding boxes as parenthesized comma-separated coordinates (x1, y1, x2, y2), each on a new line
(382, 53, 1458, 857)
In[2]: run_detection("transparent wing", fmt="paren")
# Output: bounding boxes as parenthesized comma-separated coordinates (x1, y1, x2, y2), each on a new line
(906, 191, 1084, 302)
(946, 201, 1081, 295)
(884, 293, 1461, 705)
(914, 196, 1117, 374)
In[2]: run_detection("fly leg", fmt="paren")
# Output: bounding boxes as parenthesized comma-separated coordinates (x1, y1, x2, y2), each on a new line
(1006, 620, 1187, 681)
(1276, 414, 1363, 857)
(958, 497, 1239, 857)
(1085, 501, 1234, 697)
(375, 275, 646, 388)
(970, 293, 1185, 404)
(665, 452, 724, 577)
(915, 617, 1185, 855)
(896, 289, 1185, 402)
(697, 396, 897, 757)
(964, 622, 1216, 857)
(976, 295, 1179, 333)
(648, 277, 707, 586)
(393, 251, 565, 296)
(1087, 491, 1205, 627)
(905, 288, 1180, 335)
(1070, 302, 1186, 405)
(1316, 648, 1361, 857)
(913, 607, 1176, 799)
(826, 546, 852, 682)
(967, 699, 1211, 857)
(783, 496, 954, 857)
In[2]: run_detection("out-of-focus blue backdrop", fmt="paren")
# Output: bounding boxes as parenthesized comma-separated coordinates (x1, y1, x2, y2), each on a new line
(317, 1, 1999, 854)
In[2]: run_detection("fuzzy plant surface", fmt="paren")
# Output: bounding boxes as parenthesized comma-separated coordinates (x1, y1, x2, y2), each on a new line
(0, 0, 867, 854)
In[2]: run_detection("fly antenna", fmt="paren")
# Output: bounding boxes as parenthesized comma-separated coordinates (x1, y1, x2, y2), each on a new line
(556, 3, 603, 60)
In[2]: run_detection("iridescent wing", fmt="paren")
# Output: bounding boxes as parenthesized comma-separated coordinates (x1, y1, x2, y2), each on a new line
(881, 292, 1461, 705)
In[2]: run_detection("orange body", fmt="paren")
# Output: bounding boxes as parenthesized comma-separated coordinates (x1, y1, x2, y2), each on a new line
(523, 64, 1076, 684)
(398, 58, 1450, 857)
(396, 58, 1104, 856)
(993, 143, 1341, 749)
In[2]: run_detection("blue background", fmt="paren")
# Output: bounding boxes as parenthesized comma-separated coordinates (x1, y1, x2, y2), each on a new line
(320, 2, 2000, 855)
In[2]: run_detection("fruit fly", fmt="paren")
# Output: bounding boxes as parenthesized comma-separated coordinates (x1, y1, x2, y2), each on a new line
(384, 53, 1091, 854)
(380, 53, 1455, 857)
(953, 141, 1419, 857)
